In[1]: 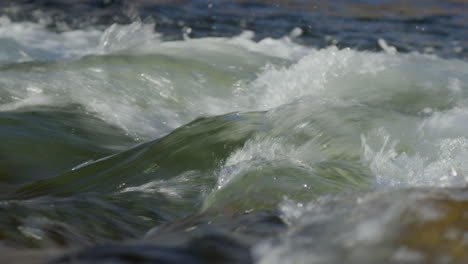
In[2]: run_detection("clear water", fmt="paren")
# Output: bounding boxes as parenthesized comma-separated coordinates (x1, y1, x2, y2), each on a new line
(0, 1, 467, 263)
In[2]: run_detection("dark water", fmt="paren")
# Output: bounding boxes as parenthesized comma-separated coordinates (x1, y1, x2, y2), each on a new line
(2, 0, 467, 58)
(0, 1, 468, 263)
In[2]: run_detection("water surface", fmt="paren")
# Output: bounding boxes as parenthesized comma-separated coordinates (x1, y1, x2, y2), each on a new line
(0, 1, 467, 263)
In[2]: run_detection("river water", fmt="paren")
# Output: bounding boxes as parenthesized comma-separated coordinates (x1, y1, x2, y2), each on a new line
(0, 1, 467, 263)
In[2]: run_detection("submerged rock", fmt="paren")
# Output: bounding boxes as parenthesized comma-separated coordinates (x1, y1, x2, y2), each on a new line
(47, 210, 285, 264)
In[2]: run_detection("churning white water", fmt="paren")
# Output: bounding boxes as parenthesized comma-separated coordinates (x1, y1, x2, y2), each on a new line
(1, 16, 468, 263)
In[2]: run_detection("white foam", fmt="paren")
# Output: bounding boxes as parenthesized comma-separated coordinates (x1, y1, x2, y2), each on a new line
(0, 93, 53, 111)
(378, 38, 397, 55)
(96, 21, 161, 54)
(0, 19, 162, 62)
(245, 47, 468, 112)
(362, 128, 468, 188)
(216, 137, 307, 190)
(1, 19, 468, 153)
(0, 16, 102, 61)
(120, 180, 181, 197)
(0, 21, 314, 139)
(227, 29, 310, 60)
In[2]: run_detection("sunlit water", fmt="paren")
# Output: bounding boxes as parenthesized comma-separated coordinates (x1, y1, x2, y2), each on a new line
(0, 1, 468, 263)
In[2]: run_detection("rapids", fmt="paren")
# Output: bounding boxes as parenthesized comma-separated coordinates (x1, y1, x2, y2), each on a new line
(0, 1, 467, 263)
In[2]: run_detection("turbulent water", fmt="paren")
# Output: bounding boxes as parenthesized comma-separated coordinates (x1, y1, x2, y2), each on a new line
(0, 1, 468, 263)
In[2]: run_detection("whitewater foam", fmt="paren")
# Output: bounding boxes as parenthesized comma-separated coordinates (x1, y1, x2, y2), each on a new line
(0, 16, 101, 62)
(1, 20, 468, 191)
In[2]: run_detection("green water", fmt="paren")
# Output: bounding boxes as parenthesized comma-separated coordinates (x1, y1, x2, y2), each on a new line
(0, 15, 468, 263)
